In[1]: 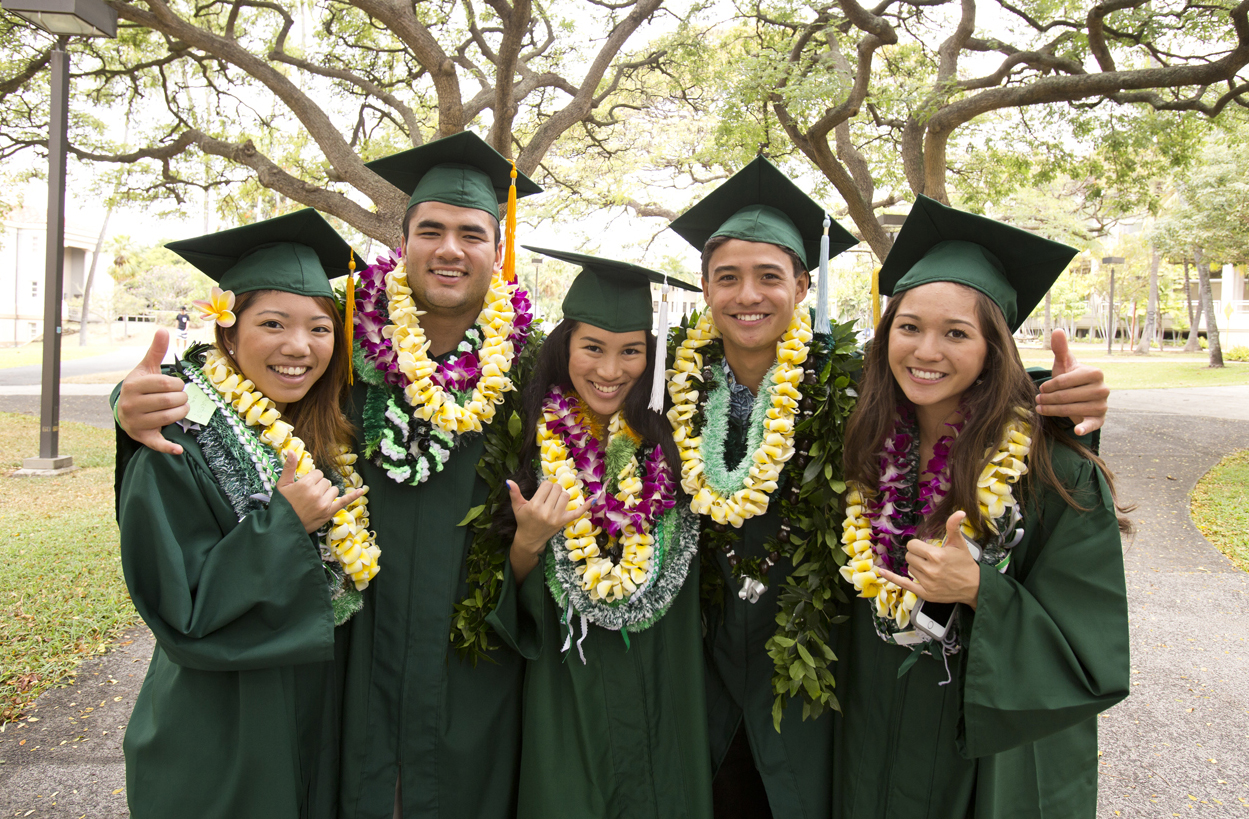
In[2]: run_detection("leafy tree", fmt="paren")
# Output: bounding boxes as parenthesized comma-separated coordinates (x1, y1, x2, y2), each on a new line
(108, 237, 213, 316)
(714, 0, 1249, 256)
(1151, 128, 1249, 366)
(1, 0, 684, 245)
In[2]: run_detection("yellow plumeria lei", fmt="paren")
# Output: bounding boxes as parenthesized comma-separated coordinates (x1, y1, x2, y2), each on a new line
(539, 410, 659, 603)
(667, 307, 812, 527)
(839, 410, 1032, 632)
(202, 348, 381, 590)
(385, 265, 519, 435)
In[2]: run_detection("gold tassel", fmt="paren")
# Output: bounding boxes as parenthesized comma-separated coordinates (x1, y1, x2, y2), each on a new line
(504, 160, 518, 283)
(346, 251, 356, 385)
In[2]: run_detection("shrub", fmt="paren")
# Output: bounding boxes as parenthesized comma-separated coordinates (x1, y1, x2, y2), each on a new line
(1226, 345, 1249, 362)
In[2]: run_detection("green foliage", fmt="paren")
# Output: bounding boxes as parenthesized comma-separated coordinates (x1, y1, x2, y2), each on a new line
(450, 331, 544, 663)
(107, 236, 213, 315)
(1225, 345, 1249, 362)
(1191, 448, 1249, 573)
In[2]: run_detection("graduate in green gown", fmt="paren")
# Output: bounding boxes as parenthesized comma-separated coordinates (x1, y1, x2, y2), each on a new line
(117, 210, 374, 819)
(833, 195, 1131, 818)
(666, 158, 860, 819)
(333, 133, 543, 819)
(486, 248, 712, 819)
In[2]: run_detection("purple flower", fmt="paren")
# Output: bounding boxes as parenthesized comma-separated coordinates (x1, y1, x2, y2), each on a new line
(433, 352, 481, 391)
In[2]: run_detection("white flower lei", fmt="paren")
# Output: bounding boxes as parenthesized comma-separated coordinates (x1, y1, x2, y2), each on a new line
(839, 410, 1032, 637)
(666, 307, 812, 527)
(385, 265, 519, 436)
(196, 348, 381, 591)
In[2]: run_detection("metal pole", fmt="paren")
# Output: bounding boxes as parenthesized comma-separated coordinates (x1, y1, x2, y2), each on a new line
(1107, 266, 1115, 356)
(31, 38, 72, 469)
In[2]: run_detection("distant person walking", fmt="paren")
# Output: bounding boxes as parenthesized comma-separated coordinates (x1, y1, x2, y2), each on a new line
(173, 307, 189, 356)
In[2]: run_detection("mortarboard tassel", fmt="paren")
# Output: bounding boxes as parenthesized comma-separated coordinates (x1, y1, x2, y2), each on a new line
(815, 212, 831, 334)
(649, 278, 670, 412)
(346, 250, 356, 385)
(503, 161, 518, 283)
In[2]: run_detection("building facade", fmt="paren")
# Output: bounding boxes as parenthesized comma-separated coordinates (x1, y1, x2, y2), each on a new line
(0, 207, 108, 346)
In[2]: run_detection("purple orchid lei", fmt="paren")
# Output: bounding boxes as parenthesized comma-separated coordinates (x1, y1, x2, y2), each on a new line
(541, 386, 677, 540)
(867, 405, 965, 577)
(353, 247, 533, 391)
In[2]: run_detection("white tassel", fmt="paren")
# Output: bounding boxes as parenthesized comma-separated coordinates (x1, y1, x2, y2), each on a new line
(649, 280, 670, 412)
(815, 212, 832, 334)
(576, 615, 590, 664)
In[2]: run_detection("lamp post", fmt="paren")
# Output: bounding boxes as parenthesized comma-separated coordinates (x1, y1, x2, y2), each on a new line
(1101, 256, 1125, 356)
(3, 0, 117, 473)
(530, 254, 543, 321)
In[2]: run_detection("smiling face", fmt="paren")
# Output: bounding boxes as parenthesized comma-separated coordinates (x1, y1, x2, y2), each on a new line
(566, 323, 649, 422)
(225, 290, 336, 413)
(887, 281, 988, 423)
(702, 238, 809, 361)
(399, 200, 502, 320)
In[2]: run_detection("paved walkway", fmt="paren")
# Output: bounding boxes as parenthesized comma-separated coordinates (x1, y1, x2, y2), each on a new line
(0, 390, 1247, 817)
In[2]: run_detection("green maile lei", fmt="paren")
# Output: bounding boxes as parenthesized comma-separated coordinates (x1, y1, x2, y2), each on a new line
(667, 312, 862, 730)
(445, 333, 544, 664)
(176, 343, 364, 626)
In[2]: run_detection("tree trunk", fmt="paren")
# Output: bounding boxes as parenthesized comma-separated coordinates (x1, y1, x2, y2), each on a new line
(1043, 290, 1052, 350)
(1203, 262, 1224, 367)
(1135, 247, 1159, 354)
(1185, 249, 1205, 352)
(79, 206, 112, 347)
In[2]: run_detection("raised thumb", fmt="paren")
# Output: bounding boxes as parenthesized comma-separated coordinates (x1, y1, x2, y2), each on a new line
(507, 479, 526, 511)
(1049, 328, 1072, 375)
(140, 328, 170, 374)
(276, 451, 298, 488)
(945, 510, 967, 547)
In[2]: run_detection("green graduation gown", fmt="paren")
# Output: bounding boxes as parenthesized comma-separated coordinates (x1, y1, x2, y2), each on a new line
(487, 514, 714, 819)
(335, 383, 525, 819)
(118, 423, 338, 819)
(831, 442, 1130, 819)
(703, 420, 834, 818)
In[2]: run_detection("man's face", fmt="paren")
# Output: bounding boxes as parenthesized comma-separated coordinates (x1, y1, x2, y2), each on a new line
(399, 200, 502, 318)
(702, 238, 809, 359)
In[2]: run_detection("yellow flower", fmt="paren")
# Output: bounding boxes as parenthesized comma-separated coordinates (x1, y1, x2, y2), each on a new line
(193, 286, 237, 328)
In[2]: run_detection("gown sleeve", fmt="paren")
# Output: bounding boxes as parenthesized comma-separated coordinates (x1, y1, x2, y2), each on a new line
(485, 555, 547, 661)
(958, 446, 1130, 758)
(118, 425, 336, 673)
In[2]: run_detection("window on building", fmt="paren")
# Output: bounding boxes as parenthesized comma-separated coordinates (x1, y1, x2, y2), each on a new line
(31, 281, 38, 298)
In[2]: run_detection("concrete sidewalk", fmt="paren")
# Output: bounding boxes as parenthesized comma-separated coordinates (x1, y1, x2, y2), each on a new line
(1108, 384, 1249, 422)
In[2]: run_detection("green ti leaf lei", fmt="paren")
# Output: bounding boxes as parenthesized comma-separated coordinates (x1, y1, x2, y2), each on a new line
(447, 332, 544, 664)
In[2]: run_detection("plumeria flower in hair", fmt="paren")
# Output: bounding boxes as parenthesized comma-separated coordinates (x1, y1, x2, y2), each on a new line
(194, 286, 237, 327)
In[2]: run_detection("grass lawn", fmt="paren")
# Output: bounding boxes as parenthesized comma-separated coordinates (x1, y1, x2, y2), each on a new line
(1191, 449, 1249, 573)
(0, 413, 136, 723)
(1017, 343, 1249, 390)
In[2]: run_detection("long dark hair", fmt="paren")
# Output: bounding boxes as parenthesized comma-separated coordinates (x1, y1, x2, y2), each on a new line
(496, 318, 680, 542)
(215, 290, 355, 473)
(843, 286, 1131, 537)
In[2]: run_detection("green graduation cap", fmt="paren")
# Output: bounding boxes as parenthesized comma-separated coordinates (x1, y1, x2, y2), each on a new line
(526, 245, 703, 410)
(879, 195, 1079, 331)
(366, 131, 542, 216)
(525, 246, 701, 334)
(165, 208, 358, 299)
(668, 155, 856, 270)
